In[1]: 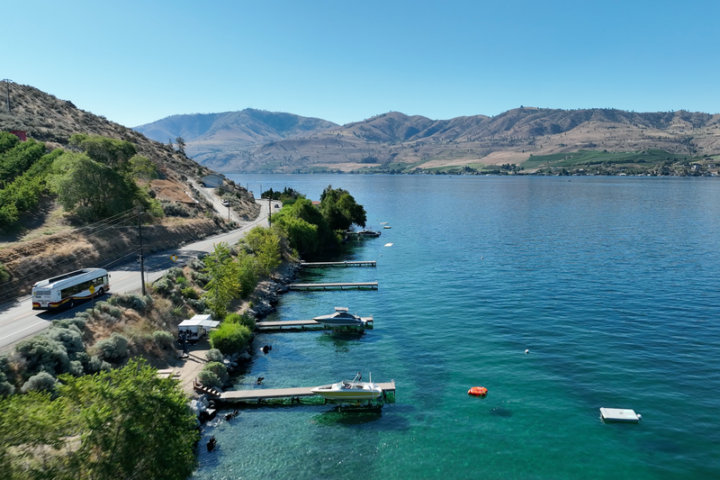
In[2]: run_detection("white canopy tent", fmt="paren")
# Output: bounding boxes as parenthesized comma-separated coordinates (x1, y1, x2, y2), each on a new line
(178, 315, 220, 338)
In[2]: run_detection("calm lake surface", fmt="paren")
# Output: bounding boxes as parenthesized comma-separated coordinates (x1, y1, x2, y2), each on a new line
(192, 174, 720, 480)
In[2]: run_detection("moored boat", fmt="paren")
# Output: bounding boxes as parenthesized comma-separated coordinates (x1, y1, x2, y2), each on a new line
(357, 229, 381, 237)
(311, 373, 382, 401)
(313, 307, 363, 326)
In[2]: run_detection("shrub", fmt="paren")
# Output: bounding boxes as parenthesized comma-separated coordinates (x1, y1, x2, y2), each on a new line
(94, 333, 129, 363)
(187, 298, 207, 313)
(52, 317, 87, 331)
(168, 267, 184, 279)
(0, 373, 14, 396)
(21, 371, 57, 393)
(0, 261, 10, 283)
(86, 355, 111, 374)
(202, 361, 228, 384)
(46, 325, 84, 354)
(209, 323, 251, 355)
(225, 312, 255, 330)
(154, 277, 173, 295)
(190, 270, 210, 287)
(161, 201, 196, 218)
(188, 259, 205, 271)
(69, 360, 84, 376)
(115, 293, 148, 312)
(15, 336, 70, 378)
(175, 276, 188, 286)
(152, 330, 174, 350)
(180, 287, 198, 299)
(197, 370, 221, 389)
(205, 349, 223, 363)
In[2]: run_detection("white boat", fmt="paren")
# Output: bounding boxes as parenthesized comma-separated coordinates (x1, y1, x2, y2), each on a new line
(311, 373, 382, 401)
(383, 226, 392, 229)
(313, 307, 363, 327)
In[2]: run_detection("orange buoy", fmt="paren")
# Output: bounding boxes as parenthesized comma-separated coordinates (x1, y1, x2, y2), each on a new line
(468, 386, 488, 397)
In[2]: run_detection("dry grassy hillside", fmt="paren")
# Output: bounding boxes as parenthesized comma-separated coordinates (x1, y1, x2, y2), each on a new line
(134, 109, 338, 171)
(205, 108, 720, 172)
(0, 82, 260, 300)
(0, 82, 258, 217)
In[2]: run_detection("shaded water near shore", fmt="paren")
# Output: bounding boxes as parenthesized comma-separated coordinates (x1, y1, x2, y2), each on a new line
(192, 175, 720, 480)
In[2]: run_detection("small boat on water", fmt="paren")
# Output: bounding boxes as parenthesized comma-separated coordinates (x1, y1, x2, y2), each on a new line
(356, 229, 381, 237)
(383, 226, 392, 229)
(311, 373, 382, 401)
(313, 307, 363, 326)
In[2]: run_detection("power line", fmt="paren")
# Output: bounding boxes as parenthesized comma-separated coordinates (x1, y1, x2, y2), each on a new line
(0, 213, 139, 289)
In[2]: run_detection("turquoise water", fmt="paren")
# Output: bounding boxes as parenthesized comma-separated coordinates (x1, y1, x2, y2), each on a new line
(192, 175, 720, 479)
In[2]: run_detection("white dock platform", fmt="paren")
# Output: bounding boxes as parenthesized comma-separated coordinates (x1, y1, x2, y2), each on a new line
(301, 261, 376, 268)
(220, 380, 395, 402)
(289, 282, 378, 290)
(600, 408, 641, 423)
(256, 317, 373, 331)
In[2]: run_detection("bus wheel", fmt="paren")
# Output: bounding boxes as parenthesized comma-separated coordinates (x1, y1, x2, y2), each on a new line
(98, 288, 104, 297)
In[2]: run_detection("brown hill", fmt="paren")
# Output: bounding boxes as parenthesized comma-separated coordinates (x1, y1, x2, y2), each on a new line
(203, 108, 720, 172)
(133, 109, 338, 171)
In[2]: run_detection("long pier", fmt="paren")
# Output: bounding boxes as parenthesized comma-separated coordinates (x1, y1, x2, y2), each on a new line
(256, 317, 373, 331)
(289, 282, 378, 291)
(219, 380, 395, 403)
(301, 260, 376, 268)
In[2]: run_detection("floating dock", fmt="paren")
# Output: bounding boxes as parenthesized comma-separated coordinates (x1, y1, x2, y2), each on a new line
(257, 317, 373, 331)
(289, 282, 378, 290)
(301, 260, 376, 268)
(219, 380, 395, 404)
(600, 408, 641, 423)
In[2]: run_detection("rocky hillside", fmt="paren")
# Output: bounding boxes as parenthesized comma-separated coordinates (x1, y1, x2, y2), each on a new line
(0, 81, 258, 216)
(240, 108, 720, 172)
(134, 109, 337, 171)
(138, 106, 720, 173)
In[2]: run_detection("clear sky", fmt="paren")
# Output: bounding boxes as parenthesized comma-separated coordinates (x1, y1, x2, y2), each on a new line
(4, 0, 719, 127)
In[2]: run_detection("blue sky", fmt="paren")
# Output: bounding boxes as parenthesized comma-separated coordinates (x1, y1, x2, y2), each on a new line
(4, 0, 719, 127)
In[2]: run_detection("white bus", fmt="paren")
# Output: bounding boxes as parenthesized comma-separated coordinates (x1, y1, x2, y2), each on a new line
(32, 268, 109, 310)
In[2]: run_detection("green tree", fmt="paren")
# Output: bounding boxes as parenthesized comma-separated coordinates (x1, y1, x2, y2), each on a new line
(320, 185, 367, 230)
(237, 250, 258, 298)
(129, 155, 157, 181)
(244, 227, 281, 275)
(0, 360, 198, 480)
(47, 152, 142, 221)
(203, 242, 240, 318)
(175, 136, 186, 155)
(69, 134, 137, 171)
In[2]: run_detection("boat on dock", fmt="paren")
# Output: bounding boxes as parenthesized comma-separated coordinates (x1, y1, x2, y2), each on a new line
(356, 229, 381, 237)
(313, 307, 363, 327)
(311, 373, 382, 401)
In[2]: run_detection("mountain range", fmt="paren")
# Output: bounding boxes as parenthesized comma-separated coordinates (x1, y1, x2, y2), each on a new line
(137, 107, 720, 174)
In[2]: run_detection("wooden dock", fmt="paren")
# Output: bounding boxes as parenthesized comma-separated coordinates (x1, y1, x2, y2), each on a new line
(301, 260, 376, 268)
(289, 281, 378, 290)
(256, 317, 373, 331)
(219, 380, 395, 403)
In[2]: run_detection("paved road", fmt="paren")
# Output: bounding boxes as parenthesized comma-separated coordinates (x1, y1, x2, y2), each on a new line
(189, 179, 242, 224)
(0, 199, 281, 352)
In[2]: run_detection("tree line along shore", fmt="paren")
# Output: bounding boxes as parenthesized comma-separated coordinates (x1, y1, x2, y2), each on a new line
(0, 184, 367, 480)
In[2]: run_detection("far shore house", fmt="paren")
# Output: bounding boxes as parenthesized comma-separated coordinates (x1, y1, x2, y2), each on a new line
(201, 174, 224, 188)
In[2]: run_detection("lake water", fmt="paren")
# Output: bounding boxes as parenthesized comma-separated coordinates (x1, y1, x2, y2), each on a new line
(192, 174, 720, 480)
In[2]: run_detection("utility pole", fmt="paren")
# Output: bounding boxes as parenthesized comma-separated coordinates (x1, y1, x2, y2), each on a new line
(268, 196, 272, 225)
(137, 209, 146, 296)
(2, 79, 11, 113)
